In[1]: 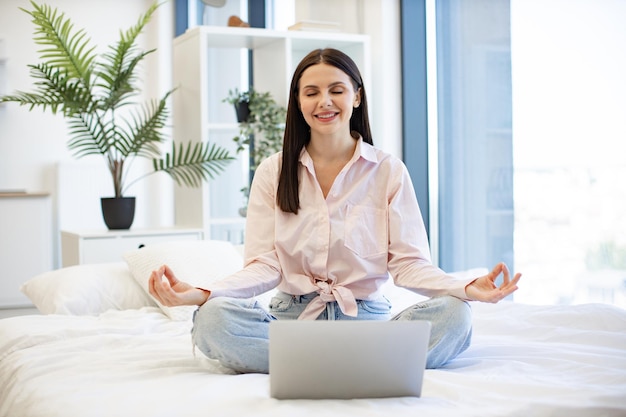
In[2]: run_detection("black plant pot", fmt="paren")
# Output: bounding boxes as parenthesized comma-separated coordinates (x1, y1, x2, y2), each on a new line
(234, 101, 250, 123)
(101, 197, 136, 230)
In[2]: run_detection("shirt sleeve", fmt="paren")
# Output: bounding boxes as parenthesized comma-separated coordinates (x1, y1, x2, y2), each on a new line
(386, 162, 474, 299)
(204, 155, 282, 299)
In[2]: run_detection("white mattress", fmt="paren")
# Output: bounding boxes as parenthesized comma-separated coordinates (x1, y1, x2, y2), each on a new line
(1, 301, 625, 417)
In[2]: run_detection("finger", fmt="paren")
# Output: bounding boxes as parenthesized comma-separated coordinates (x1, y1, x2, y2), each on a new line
(156, 278, 176, 306)
(153, 266, 173, 302)
(500, 263, 510, 285)
(499, 271, 522, 291)
(162, 265, 179, 286)
(149, 269, 166, 304)
(498, 273, 522, 298)
(489, 263, 504, 282)
(148, 268, 161, 296)
(159, 276, 187, 307)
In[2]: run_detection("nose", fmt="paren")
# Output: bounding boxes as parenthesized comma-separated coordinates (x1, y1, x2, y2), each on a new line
(319, 92, 332, 107)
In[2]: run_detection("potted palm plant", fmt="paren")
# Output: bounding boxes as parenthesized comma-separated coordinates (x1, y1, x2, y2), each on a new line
(0, 1, 234, 229)
(224, 88, 286, 214)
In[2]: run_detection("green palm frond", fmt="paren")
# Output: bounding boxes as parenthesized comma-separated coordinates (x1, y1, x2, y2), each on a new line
(24, 0, 96, 87)
(117, 93, 172, 158)
(0, 63, 93, 115)
(66, 112, 113, 158)
(97, 3, 159, 109)
(0, 65, 65, 112)
(153, 142, 235, 188)
(98, 50, 149, 109)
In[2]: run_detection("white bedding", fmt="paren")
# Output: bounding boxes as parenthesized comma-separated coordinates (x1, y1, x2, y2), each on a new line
(2, 301, 625, 417)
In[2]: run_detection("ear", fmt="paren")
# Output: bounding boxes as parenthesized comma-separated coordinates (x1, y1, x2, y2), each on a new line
(354, 88, 362, 108)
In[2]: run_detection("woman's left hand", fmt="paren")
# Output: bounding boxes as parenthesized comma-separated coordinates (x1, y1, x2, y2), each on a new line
(465, 262, 521, 303)
(148, 265, 210, 307)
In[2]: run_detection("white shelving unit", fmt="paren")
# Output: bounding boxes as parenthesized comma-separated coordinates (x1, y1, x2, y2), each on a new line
(60, 228, 204, 267)
(172, 26, 370, 242)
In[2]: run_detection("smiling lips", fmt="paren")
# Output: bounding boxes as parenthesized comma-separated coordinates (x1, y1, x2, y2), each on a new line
(315, 112, 338, 121)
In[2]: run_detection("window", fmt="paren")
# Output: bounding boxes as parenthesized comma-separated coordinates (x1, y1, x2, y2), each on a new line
(433, 0, 514, 275)
(411, 0, 626, 308)
(511, 0, 626, 307)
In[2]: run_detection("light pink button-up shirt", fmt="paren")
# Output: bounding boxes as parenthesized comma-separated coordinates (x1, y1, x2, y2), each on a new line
(206, 138, 474, 319)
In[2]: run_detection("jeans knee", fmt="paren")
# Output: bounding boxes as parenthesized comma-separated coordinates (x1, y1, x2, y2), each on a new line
(424, 296, 473, 368)
(192, 297, 237, 347)
(194, 297, 227, 328)
(192, 297, 271, 347)
(192, 297, 271, 373)
(194, 297, 227, 322)
(441, 296, 472, 331)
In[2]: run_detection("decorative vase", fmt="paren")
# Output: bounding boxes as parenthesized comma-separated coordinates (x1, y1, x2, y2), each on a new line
(101, 197, 136, 230)
(234, 101, 250, 123)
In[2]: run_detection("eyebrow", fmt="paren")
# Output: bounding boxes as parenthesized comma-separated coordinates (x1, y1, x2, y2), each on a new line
(301, 81, 348, 89)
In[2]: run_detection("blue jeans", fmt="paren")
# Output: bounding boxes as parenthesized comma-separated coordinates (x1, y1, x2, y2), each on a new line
(191, 292, 472, 373)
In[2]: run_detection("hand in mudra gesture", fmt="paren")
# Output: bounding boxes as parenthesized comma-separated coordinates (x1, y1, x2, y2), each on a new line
(148, 265, 210, 307)
(465, 262, 521, 303)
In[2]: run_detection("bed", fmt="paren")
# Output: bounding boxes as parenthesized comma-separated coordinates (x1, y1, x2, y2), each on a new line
(1, 240, 625, 417)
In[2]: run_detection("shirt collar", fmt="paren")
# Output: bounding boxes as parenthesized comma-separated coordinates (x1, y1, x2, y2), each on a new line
(299, 135, 379, 168)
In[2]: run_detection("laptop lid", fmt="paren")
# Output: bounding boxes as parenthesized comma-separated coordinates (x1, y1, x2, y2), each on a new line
(269, 320, 431, 399)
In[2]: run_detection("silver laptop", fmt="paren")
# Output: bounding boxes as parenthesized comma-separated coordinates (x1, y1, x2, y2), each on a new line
(269, 320, 431, 399)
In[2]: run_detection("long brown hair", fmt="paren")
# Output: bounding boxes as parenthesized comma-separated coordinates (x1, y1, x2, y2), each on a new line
(276, 48, 373, 214)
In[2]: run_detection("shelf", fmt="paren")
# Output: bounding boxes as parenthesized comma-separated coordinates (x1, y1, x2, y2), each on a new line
(0, 192, 50, 198)
(176, 25, 369, 51)
(61, 227, 204, 239)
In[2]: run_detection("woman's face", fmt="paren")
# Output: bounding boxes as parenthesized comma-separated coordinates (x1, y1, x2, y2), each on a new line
(297, 63, 361, 139)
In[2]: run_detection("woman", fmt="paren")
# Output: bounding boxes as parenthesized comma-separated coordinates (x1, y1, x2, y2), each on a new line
(149, 48, 521, 373)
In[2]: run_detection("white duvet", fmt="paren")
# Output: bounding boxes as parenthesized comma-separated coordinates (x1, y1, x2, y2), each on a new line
(1, 301, 625, 417)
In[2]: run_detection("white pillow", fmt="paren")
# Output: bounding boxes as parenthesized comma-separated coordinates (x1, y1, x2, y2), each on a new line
(123, 240, 244, 321)
(21, 262, 156, 315)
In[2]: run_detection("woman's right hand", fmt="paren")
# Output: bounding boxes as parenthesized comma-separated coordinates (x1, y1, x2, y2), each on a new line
(148, 265, 210, 307)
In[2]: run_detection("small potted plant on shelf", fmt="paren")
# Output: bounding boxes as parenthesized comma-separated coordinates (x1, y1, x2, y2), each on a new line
(224, 88, 286, 215)
(0, 1, 234, 230)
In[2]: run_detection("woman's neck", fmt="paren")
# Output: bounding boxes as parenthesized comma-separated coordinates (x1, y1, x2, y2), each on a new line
(306, 132, 357, 165)
(306, 133, 358, 198)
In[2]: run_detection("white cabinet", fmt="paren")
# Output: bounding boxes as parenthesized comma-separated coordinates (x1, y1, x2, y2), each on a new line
(172, 26, 370, 240)
(0, 193, 53, 308)
(60, 228, 203, 267)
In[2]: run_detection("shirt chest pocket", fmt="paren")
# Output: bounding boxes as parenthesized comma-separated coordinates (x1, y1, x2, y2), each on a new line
(344, 204, 387, 258)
